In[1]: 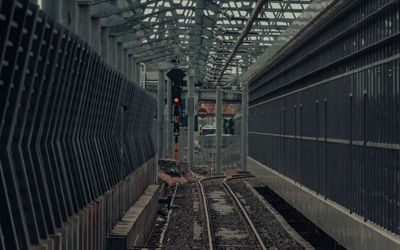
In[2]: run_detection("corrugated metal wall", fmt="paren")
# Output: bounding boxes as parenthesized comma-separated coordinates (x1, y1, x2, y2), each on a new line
(248, 0, 400, 234)
(0, 1, 156, 249)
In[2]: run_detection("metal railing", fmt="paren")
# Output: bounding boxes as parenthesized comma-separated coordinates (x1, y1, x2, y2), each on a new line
(0, 1, 156, 249)
(248, 0, 400, 235)
(197, 135, 241, 168)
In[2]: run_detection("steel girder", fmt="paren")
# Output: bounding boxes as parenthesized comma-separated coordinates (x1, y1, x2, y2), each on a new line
(85, 0, 311, 86)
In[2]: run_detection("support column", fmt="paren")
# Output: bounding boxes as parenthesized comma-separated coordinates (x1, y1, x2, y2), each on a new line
(91, 17, 101, 54)
(157, 70, 165, 159)
(128, 54, 133, 80)
(166, 78, 172, 159)
(187, 72, 195, 174)
(42, 0, 61, 22)
(132, 57, 137, 82)
(135, 63, 141, 84)
(123, 49, 129, 76)
(236, 59, 240, 86)
(240, 86, 249, 174)
(117, 42, 123, 72)
(108, 36, 117, 67)
(100, 27, 109, 61)
(215, 87, 224, 175)
(140, 63, 146, 88)
(77, 4, 90, 43)
(61, 0, 77, 32)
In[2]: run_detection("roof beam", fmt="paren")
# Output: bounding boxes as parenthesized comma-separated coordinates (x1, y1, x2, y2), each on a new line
(90, 0, 159, 18)
(126, 7, 175, 22)
(124, 37, 174, 50)
(217, 0, 267, 84)
(138, 52, 175, 63)
(118, 27, 180, 43)
(78, 0, 111, 6)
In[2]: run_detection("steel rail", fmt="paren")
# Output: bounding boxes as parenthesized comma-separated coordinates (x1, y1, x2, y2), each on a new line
(198, 174, 259, 250)
(223, 177, 267, 250)
(198, 177, 221, 250)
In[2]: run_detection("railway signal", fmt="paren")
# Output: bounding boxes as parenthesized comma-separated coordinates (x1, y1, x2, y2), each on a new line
(167, 69, 186, 161)
(172, 84, 182, 105)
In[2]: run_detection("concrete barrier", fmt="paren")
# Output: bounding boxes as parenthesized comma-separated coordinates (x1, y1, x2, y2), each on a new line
(31, 158, 156, 250)
(107, 184, 159, 250)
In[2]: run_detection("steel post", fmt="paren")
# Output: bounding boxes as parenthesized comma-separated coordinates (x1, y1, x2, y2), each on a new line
(157, 70, 165, 159)
(42, 0, 61, 22)
(77, 4, 90, 42)
(132, 58, 137, 82)
(239, 86, 249, 174)
(120, 105, 124, 216)
(136, 63, 141, 84)
(215, 87, 224, 175)
(117, 42, 123, 72)
(108, 36, 117, 67)
(123, 49, 128, 76)
(140, 63, 146, 88)
(187, 73, 194, 174)
(128, 54, 133, 80)
(90, 17, 101, 54)
(61, 0, 77, 32)
(100, 27, 109, 61)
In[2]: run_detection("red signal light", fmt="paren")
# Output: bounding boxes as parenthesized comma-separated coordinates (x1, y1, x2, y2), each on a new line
(173, 97, 179, 103)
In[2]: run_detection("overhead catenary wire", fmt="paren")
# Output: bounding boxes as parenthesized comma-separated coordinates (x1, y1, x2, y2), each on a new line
(216, 0, 268, 85)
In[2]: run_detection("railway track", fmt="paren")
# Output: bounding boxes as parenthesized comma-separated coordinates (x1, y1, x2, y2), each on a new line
(198, 175, 267, 250)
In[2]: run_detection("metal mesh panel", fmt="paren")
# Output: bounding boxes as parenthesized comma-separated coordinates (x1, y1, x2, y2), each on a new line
(248, 0, 400, 234)
(196, 135, 240, 168)
(0, 1, 156, 249)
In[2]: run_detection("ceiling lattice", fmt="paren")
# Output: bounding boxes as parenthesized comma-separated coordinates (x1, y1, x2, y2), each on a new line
(88, 0, 310, 87)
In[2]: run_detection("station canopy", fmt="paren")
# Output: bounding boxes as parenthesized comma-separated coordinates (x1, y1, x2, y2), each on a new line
(88, 0, 311, 87)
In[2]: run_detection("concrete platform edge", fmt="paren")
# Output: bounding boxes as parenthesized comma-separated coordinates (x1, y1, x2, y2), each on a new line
(248, 157, 400, 250)
(107, 184, 159, 250)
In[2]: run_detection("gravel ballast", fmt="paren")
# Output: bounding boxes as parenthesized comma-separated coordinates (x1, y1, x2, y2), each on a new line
(146, 177, 312, 250)
(229, 178, 309, 249)
(148, 183, 203, 250)
(203, 178, 254, 249)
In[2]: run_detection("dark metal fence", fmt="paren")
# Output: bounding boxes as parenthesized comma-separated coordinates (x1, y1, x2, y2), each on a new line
(248, 0, 400, 234)
(197, 135, 240, 166)
(0, 1, 156, 249)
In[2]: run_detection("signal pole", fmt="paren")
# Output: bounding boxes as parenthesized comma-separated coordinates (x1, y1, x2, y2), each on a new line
(166, 78, 173, 158)
(167, 69, 186, 171)
(173, 102, 180, 161)
(187, 70, 195, 175)
(172, 81, 182, 162)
